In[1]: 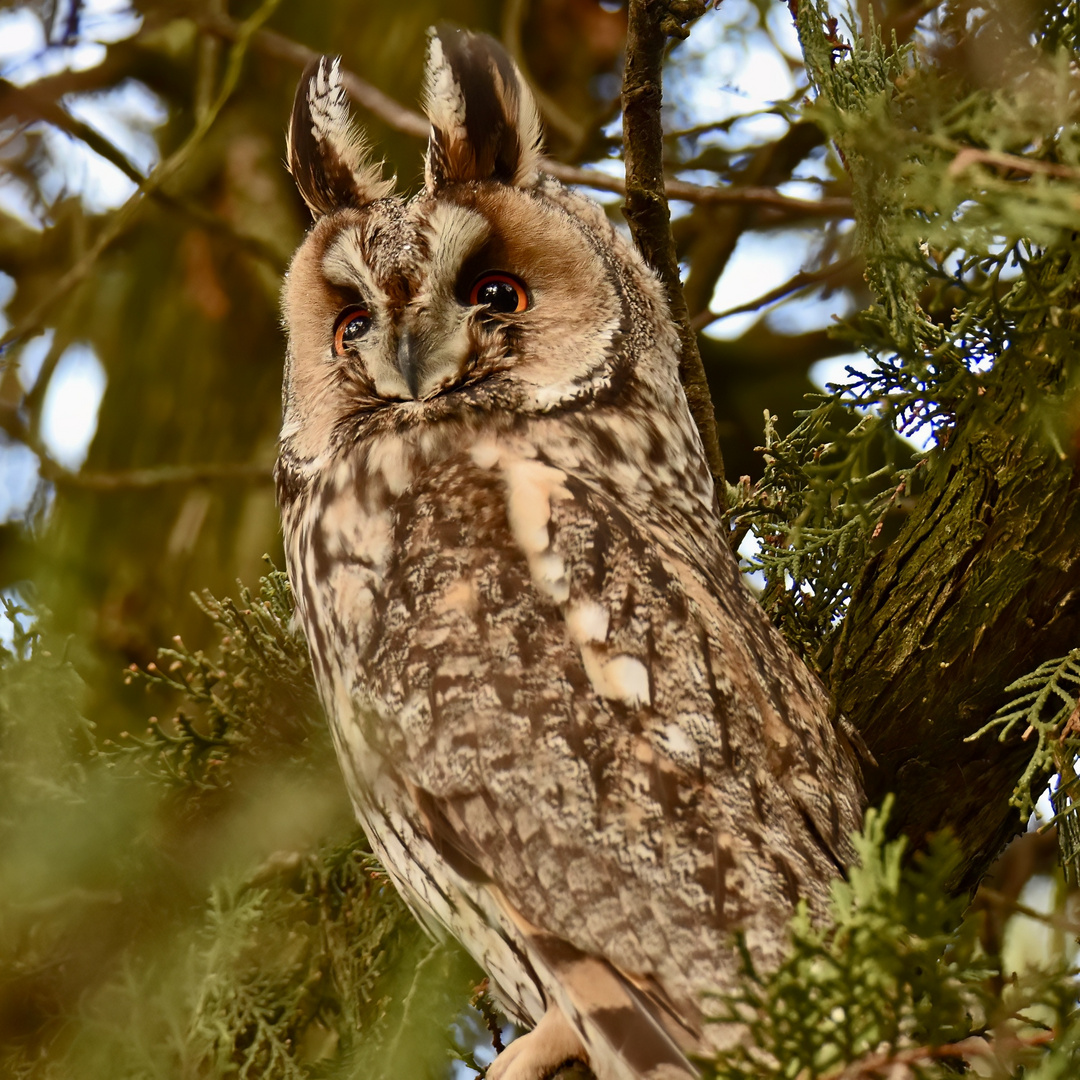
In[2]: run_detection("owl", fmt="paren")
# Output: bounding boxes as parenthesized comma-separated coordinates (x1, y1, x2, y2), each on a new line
(276, 27, 864, 1080)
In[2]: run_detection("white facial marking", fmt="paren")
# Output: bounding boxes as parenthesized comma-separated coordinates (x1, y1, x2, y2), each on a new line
(323, 231, 389, 308)
(422, 203, 489, 300)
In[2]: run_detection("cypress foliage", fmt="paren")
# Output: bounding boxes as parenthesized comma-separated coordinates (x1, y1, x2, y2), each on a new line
(729, 0, 1080, 880)
(0, 577, 481, 1079)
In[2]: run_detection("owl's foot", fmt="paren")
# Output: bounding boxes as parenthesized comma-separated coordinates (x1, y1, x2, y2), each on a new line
(488, 1004, 590, 1080)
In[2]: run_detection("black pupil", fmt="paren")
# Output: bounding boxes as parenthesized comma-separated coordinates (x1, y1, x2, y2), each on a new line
(476, 280, 520, 312)
(342, 311, 370, 341)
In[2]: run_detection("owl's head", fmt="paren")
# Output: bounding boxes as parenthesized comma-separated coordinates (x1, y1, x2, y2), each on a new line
(279, 26, 678, 467)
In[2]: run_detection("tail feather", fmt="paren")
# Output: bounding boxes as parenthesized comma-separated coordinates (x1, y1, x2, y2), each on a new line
(493, 890, 699, 1080)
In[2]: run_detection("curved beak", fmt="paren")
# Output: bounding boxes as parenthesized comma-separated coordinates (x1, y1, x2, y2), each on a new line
(396, 329, 421, 398)
(393, 315, 469, 400)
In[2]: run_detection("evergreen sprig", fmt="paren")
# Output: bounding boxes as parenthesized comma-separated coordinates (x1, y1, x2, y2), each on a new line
(729, 1, 1080, 694)
(703, 799, 1078, 1080)
(967, 649, 1080, 882)
(727, 398, 917, 668)
(967, 650, 1080, 812)
(114, 565, 322, 791)
(188, 838, 416, 1080)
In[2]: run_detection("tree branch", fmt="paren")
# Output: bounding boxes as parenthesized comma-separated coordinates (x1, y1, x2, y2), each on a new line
(193, 9, 429, 139)
(49, 463, 274, 490)
(621, 0, 725, 500)
(691, 256, 859, 331)
(195, 10, 851, 218)
(831, 1031, 1055, 1080)
(0, 80, 287, 272)
(0, 0, 285, 354)
(0, 400, 272, 493)
(830, 355, 1080, 886)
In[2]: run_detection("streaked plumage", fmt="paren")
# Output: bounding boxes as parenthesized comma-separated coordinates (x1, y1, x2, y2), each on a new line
(276, 27, 863, 1080)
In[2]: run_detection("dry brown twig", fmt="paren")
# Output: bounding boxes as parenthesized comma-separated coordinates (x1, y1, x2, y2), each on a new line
(830, 1030, 1056, 1080)
(195, 9, 851, 217)
(49, 463, 274, 490)
(691, 256, 859, 331)
(947, 146, 1080, 182)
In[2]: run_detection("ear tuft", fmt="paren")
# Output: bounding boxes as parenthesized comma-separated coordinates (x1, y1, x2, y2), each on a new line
(422, 25, 543, 193)
(287, 56, 395, 217)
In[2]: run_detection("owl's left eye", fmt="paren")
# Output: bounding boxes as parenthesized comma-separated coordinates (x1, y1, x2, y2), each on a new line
(333, 307, 372, 354)
(469, 273, 529, 314)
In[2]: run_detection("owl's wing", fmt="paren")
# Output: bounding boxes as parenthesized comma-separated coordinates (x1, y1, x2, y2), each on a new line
(365, 450, 862, 1071)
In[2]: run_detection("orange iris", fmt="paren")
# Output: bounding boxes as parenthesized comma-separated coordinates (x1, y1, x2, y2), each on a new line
(468, 273, 529, 313)
(333, 308, 372, 354)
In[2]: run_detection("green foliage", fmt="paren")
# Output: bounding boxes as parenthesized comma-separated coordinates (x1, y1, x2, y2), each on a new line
(968, 650, 1080, 816)
(968, 649, 1080, 883)
(0, 572, 483, 1080)
(115, 566, 321, 791)
(704, 799, 1079, 1080)
(729, 2, 1080, 681)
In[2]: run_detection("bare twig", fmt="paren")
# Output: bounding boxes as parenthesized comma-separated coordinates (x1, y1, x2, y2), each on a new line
(0, 0, 285, 354)
(947, 146, 1080, 182)
(501, 0, 587, 145)
(974, 885, 1080, 936)
(193, 9, 429, 139)
(196, 10, 850, 218)
(1, 77, 145, 184)
(692, 256, 858, 331)
(0, 399, 271, 492)
(885, 0, 947, 43)
(382, 940, 445, 1070)
(830, 1030, 1056, 1079)
(557, 165, 852, 215)
(622, 0, 724, 499)
(49, 463, 274, 490)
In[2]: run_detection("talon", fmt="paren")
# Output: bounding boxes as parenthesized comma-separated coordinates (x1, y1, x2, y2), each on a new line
(488, 1005, 589, 1080)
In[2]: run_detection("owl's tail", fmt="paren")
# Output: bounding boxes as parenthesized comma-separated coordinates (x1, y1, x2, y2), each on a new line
(495, 891, 700, 1080)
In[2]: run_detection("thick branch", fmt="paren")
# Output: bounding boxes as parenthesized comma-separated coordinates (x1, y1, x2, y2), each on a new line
(621, 0, 725, 499)
(830, 362, 1080, 887)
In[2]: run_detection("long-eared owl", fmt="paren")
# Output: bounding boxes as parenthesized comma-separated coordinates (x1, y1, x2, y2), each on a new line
(276, 26, 864, 1080)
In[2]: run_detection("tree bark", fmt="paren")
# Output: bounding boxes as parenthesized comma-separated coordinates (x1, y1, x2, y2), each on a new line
(830, 311, 1080, 887)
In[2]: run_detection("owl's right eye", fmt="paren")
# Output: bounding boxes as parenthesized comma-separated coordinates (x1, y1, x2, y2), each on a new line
(333, 307, 372, 354)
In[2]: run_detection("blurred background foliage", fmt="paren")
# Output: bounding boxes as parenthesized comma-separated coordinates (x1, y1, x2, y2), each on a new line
(2, 0, 1080, 1076)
